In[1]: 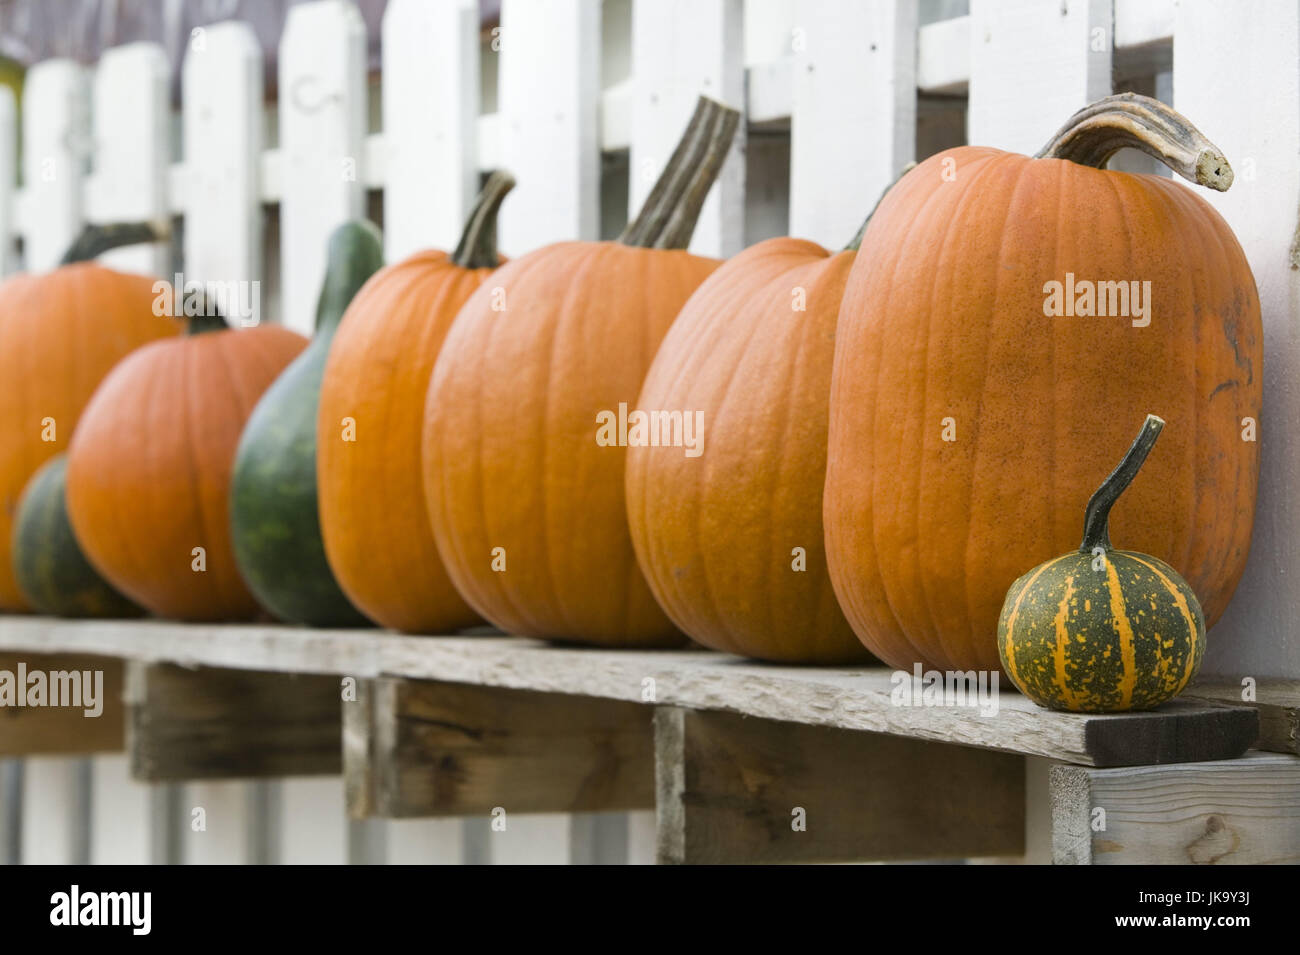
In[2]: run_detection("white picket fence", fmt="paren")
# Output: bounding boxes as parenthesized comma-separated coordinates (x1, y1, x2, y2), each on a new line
(1, 0, 1296, 864)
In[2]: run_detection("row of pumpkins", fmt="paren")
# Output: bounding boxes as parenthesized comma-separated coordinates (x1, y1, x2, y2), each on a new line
(0, 93, 1260, 712)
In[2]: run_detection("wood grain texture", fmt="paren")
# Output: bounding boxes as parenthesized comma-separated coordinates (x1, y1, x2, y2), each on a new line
(126, 662, 341, 781)
(1051, 754, 1300, 864)
(0, 617, 1257, 767)
(0, 653, 123, 756)
(655, 708, 1025, 864)
(1185, 678, 1300, 755)
(346, 678, 654, 818)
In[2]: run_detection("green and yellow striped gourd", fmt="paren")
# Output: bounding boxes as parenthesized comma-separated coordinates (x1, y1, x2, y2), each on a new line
(998, 415, 1205, 712)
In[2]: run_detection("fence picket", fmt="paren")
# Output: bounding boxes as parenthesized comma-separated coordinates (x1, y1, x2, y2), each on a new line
(0, 87, 14, 276)
(968, 0, 1111, 153)
(21, 60, 88, 272)
(498, 0, 601, 252)
(790, 0, 916, 249)
(629, 0, 745, 257)
(381, 0, 480, 261)
(278, 0, 368, 334)
(89, 43, 170, 277)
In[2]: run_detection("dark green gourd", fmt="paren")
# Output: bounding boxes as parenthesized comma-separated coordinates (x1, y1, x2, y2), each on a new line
(230, 221, 384, 626)
(12, 453, 142, 617)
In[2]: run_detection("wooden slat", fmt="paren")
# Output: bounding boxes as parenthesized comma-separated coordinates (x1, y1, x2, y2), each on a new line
(968, 0, 1111, 154)
(346, 678, 654, 818)
(1173, 0, 1300, 686)
(88, 42, 170, 277)
(380, 0, 480, 261)
(0, 618, 1258, 767)
(1051, 753, 1300, 864)
(126, 662, 341, 781)
(0, 86, 15, 276)
(21, 59, 88, 271)
(181, 22, 263, 302)
(0, 653, 123, 756)
(277, 0, 368, 334)
(497, 0, 601, 251)
(790, 0, 916, 248)
(1185, 679, 1300, 755)
(629, 0, 745, 257)
(655, 708, 1025, 864)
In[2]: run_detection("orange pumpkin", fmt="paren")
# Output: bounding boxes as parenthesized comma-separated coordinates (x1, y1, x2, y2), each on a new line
(824, 93, 1262, 673)
(315, 172, 515, 633)
(0, 223, 179, 610)
(66, 309, 306, 620)
(626, 237, 871, 663)
(424, 96, 739, 647)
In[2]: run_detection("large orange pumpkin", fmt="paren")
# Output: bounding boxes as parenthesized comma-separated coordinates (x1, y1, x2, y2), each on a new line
(424, 96, 739, 647)
(315, 172, 516, 633)
(66, 308, 306, 620)
(625, 237, 871, 663)
(0, 222, 180, 610)
(824, 93, 1262, 674)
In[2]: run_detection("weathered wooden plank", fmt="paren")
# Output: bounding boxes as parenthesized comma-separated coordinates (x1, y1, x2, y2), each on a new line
(655, 708, 1025, 864)
(346, 678, 654, 817)
(0, 618, 1258, 767)
(1173, 1, 1300, 682)
(1051, 753, 1300, 864)
(125, 662, 341, 781)
(1185, 679, 1300, 755)
(21, 59, 88, 271)
(0, 653, 123, 756)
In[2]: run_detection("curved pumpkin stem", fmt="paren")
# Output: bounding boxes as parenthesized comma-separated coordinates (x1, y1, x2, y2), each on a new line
(1080, 414, 1165, 553)
(182, 289, 228, 336)
(844, 161, 917, 252)
(619, 95, 741, 250)
(1036, 92, 1233, 192)
(59, 219, 172, 266)
(451, 170, 516, 270)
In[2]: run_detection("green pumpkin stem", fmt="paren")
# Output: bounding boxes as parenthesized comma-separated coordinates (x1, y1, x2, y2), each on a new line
(1080, 414, 1165, 552)
(316, 221, 384, 332)
(844, 162, 917, 252)
(619, 95, 741, 250)
(59, 219, 172, 266)
(1036, 92, 1233, 192)
(450, 170, 516, 270)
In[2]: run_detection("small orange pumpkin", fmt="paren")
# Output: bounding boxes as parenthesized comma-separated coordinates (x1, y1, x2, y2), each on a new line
(315, 172, 515, 633)
(424, 96, 739, 647)
(66, 307, 306, 620)
(0, 223, 180, 610)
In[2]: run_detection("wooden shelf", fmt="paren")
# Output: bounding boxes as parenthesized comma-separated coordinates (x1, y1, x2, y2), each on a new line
(0, 615, 1258, 768)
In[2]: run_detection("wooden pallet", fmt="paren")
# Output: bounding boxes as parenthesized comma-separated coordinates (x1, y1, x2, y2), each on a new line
(0, 615, 1293, 864)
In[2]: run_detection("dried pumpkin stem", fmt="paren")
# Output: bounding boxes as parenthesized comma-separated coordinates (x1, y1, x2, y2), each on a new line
(1036, 92, 1233, 192)
(619, 95, 741, 250)
(1080, 413, 1165, 552)
(59, 219, 172, 266)
(451, 170, 516, 270)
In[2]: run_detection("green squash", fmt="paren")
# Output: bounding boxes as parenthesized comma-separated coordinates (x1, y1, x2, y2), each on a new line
(230, 220, 384, 626)
(998, 414, 1206, 712)
(12, 453, 142, 617)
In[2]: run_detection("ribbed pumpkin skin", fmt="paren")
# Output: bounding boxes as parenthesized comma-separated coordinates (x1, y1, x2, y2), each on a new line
(825, 148, 1261, 673)
(425, 241, 720, 646)
(316, 251, 489, 633)
(12, 454, 141, 618)
(625, 238, 869, 663)
(998, 549, 1205, 712)
(0, 265, 178, 610)
(65, 325, 307, 621)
